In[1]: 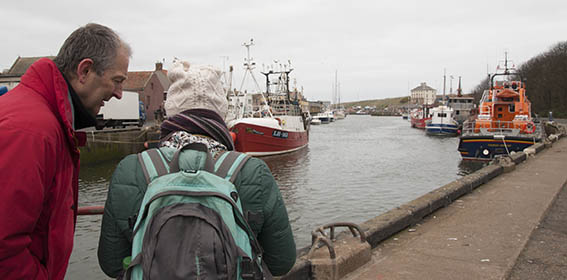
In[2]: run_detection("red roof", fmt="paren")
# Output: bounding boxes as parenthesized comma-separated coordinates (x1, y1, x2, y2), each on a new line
(123, 71, 152, 91)
(123, 70, 169, 91)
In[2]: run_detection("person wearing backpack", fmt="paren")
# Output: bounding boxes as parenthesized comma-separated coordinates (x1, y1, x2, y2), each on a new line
(97, 60, 296, 279)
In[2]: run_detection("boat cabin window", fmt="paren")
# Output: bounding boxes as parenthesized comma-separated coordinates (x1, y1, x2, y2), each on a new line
(498, 107, 503, 112)
(498, 114, 503, 118)
(456, 110, 460, 115)
(437, 113, 447, 117)
(509, 104, 515, 112)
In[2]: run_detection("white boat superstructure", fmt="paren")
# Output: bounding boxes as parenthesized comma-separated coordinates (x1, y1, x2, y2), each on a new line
(314, 110, 334, 124)
(425, 105, 459, 136)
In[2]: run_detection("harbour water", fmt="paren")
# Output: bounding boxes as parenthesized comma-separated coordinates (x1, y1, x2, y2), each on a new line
(66, 115, 483, 279)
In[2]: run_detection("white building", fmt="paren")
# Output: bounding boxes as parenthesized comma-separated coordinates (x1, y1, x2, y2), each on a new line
(410, 82, 437, 105)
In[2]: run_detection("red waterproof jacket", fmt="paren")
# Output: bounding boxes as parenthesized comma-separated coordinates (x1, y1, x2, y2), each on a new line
(0, 58, 85, 279)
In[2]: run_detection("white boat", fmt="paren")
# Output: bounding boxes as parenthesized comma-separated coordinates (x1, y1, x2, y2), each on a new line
(315, 110, 334, 124)
(310, 118, 322, 125)
(425, 70, 458, 136)
(333, 109, 346, 120)
(425, 105, 459, 136)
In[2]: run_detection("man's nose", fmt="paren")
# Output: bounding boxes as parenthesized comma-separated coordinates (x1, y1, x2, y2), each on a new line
(112, 87, 123, 99)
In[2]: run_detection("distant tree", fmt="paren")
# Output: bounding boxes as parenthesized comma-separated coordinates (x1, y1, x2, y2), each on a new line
(518, 41, 567, 117)
(471, 75, 490, 103)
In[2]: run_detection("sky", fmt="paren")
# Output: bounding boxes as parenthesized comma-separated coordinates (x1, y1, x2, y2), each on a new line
(2, 0, 566, 102)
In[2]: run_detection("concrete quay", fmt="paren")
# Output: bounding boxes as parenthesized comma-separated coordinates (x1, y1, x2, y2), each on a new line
(344, 136, 567, 279)
(280, 128, 566, 280)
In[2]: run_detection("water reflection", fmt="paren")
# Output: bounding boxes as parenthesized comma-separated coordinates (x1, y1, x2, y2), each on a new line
(262, 147, 310, 206)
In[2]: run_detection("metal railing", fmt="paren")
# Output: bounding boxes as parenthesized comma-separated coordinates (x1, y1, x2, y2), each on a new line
(461, 119, 544, 140)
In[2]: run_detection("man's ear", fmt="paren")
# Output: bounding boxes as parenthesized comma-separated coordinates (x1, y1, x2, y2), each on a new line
(76, 58, 94, 84)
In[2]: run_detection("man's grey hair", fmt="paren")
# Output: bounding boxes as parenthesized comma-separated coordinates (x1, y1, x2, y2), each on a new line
(54, 23, 132, 78)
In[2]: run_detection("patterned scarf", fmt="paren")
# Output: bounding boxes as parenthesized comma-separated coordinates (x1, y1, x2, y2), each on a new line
(160, 131, 228, 156)
(160, 109, 234, 151)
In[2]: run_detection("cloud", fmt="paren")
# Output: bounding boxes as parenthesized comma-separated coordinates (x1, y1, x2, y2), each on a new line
(2, 0, 566, 102)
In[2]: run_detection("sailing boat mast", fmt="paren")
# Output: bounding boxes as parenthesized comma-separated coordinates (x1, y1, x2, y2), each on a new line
(442, 69, 446, 105)
(334, 70, 338, 109)
(338, 81, 341, 108)
(457, 76, 462, 97)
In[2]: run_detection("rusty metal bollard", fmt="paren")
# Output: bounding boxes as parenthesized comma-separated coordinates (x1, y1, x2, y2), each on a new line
(307, 222, 371, 280)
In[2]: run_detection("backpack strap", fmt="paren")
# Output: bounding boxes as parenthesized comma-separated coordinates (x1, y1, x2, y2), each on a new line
(137, 148, 170, 184)
(214, 151, 251, 183)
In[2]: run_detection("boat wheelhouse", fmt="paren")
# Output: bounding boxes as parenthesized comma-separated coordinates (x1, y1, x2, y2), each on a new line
(425, 105, 459, 136)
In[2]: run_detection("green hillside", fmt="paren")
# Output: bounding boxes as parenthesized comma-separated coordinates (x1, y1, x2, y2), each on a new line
(341, 96, 409, 109)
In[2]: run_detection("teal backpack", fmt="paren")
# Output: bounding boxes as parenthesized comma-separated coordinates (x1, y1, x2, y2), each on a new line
(124, 143, 270, 280)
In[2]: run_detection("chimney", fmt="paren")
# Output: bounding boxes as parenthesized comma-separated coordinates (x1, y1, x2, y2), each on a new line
(155, 62, 163, 71)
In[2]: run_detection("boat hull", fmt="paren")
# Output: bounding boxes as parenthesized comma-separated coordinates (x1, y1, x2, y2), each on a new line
(425, 123, 459, 136)
(230, 121, 309, 156)
(411, 117, 430, 129)
(458, 135, 537, 161)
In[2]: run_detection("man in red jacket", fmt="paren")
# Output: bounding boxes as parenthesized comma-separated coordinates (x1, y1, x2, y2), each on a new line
(0, 23, 131, 279)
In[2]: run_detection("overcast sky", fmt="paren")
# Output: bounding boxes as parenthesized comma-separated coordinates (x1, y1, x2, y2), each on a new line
(2, 0, 566, 102)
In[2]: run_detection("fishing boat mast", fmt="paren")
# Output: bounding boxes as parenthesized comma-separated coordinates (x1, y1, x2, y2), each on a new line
(238, 39, 273, 118)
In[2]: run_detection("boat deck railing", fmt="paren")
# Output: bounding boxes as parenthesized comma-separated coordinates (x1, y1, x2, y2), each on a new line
(461, 119, 544, 140)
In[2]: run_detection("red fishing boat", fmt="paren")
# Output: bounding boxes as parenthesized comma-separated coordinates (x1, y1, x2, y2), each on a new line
(226, 39, 310, 156)
(410, 106, 431, 129)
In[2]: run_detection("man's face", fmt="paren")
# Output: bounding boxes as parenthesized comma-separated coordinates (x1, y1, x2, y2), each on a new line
(76, 47, 129, 117)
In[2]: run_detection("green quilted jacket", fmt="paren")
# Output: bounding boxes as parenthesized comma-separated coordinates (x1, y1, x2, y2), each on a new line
(97, 148, 296, 278)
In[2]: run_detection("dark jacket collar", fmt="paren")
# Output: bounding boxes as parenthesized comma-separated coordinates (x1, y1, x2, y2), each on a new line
(64, 77, 97, 130)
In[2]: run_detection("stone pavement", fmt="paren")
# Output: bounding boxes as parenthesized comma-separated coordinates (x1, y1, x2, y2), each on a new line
(507, 179, 567, 279)
(343, 138, 567, 280)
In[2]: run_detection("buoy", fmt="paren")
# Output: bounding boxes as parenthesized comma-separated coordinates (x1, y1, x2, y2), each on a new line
(525, 122, 536, 134)
(230, 131, 237, 143)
